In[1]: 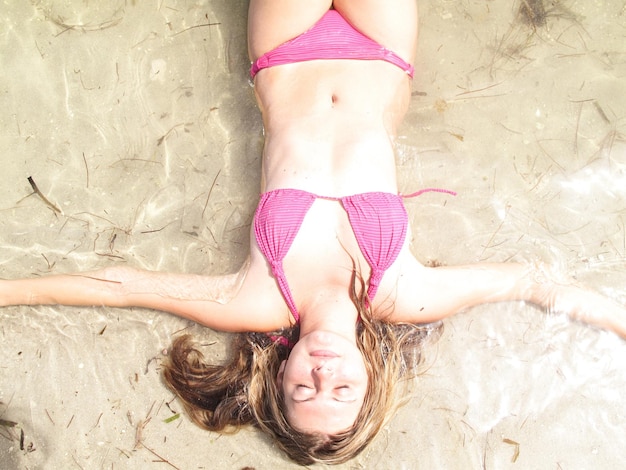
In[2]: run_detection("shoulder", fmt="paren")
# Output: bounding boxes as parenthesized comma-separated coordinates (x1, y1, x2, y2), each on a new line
(372, 251, 424, 320)
(227, 251, 294, 331)
(160, 255, 293, 333)
(374, 252, 451, 324)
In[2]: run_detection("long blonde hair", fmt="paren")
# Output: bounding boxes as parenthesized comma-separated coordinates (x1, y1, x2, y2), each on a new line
(162, 274, 441, 465)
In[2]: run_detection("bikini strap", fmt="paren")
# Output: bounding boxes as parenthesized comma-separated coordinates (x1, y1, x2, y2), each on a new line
(401, 188, 457, 198)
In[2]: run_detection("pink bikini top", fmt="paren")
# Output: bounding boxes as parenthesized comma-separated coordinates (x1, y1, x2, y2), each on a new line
(250, 9, 415, 79)
(253, 188, 455, 322)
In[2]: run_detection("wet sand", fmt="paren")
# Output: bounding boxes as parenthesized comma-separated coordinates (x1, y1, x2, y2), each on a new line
(1, 0, 626, 468)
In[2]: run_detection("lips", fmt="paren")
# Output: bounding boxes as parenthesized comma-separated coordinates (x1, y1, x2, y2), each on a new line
(310, 350, 340, 358)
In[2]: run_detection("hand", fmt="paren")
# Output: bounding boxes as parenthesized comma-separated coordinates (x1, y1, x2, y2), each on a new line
(528, 264, 626, 339)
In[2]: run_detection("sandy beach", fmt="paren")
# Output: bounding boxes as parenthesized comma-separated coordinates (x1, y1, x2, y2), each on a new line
(1, 0, 626, 468)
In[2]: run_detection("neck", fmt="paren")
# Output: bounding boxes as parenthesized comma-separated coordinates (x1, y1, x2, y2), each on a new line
(298, 293, 359, 342)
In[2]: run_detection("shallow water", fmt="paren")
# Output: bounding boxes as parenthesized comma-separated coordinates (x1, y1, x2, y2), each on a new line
(1, 0, 625, 468)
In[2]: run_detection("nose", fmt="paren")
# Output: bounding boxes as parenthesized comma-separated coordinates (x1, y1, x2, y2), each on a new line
(313, 362, 333, 377)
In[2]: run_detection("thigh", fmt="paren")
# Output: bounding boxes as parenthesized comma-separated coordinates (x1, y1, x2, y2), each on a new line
(333, 0, 418, 64)
(247, 0, 333, 61)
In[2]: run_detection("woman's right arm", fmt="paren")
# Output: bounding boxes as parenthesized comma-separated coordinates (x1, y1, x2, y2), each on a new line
(0, 260, 285, 332)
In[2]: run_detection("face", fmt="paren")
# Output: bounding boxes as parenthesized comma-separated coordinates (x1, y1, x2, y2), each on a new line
(277, 330, 368, 435)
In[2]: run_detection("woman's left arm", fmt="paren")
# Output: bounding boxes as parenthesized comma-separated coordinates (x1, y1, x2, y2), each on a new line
(395, 261, 626, 338)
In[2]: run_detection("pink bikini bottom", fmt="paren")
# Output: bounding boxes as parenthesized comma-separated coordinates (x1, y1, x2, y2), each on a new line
(250, 9, 414, 79)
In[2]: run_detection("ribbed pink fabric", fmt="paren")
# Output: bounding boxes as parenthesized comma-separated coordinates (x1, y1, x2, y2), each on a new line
(254, 190, 316, 323)
(253, 188, 456, 322)
(250, 10, 414, 79)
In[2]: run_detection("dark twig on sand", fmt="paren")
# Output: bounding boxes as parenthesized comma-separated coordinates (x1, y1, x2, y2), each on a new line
(27, 176, 62, 214)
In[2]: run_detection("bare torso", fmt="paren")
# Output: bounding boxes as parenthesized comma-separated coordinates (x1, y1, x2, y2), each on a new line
(254, 60, 410, 193)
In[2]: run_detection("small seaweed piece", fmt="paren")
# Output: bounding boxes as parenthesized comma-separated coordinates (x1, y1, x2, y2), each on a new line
(503, 438, 521, 463)
(27, 176, 62, 213)
(0, 418, 18, 427)
(163, 413, 180, 424)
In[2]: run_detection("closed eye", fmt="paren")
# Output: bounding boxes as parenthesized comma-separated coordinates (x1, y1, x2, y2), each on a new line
(292, 385, 357, 403)
(334, 386, 356, 400)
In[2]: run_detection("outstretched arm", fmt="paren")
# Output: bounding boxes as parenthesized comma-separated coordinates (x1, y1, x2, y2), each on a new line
(395, 261, 626, 338)
(0, 260, 285, 332)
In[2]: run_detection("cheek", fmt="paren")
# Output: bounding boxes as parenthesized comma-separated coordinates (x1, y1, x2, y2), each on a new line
(282, 355, 306, 382)
(346, 355, 368, 382)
